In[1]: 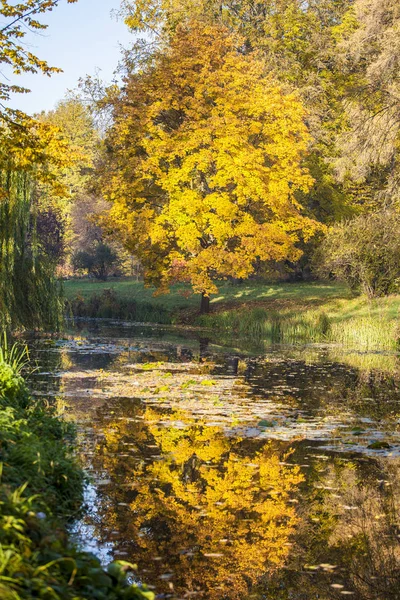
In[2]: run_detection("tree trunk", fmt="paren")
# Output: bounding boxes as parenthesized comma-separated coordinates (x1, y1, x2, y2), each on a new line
(199, 337, 210, 359)
(200, 292, 210, 314)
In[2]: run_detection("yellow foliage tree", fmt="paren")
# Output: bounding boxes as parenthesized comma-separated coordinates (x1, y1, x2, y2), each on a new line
(103, 21, 317, 309)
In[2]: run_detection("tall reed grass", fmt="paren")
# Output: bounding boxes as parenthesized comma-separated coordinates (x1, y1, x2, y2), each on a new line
(198, 308, 399, 351)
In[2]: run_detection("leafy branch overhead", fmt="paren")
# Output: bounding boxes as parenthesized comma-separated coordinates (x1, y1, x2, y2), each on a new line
(0, 0, 77, 108)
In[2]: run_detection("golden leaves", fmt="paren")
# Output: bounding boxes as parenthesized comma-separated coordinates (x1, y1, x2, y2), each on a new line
(103, 20, 320, 294)
(0, 114, 82, 197)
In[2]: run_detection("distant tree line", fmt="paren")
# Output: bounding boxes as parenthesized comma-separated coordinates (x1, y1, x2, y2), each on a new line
(1, 0, 400, 328)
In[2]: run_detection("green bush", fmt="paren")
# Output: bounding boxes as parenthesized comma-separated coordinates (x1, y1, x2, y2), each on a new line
(0, 341, 154, 600)
(314, 210, 400, 298)
(72, 243, 120, 281)
(0, 362, 27, 403)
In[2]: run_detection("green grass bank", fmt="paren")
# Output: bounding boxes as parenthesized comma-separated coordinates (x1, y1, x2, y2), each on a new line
(64, 278, 400, 350)
(0, 342, 154, 600)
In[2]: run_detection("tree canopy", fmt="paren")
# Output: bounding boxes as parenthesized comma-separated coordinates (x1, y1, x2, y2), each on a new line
(102, 21, 318, 296)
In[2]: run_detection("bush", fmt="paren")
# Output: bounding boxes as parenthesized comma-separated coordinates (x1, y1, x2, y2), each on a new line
(0, 340, 154, 600)
(314, 210, 400, 298)
(0, 362, 27, 403)
(69, 288, 173, 324)
(72, 243, 119, 281)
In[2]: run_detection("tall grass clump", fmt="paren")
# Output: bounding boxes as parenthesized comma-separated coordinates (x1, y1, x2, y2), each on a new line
(0, 332, 30, 374)
(330, 317, 398, 351)
(0, 335, 154, 600)
(198, 308, 332, 343)
(199, 307, 398, 350)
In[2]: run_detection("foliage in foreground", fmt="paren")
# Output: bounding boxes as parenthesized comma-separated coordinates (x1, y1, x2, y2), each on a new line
(0, 341, 154, 600)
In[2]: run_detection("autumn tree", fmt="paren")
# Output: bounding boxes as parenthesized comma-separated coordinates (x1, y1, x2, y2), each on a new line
(38, 98, 100, 267)
(314, 210, 400, 298)
(0, 117, 81, 329)
(0, 0, 77, 123)
(40, 98, 99, 194)
(333, 0, 400, 208)
(121, 0, 354, 222)
(101, 21, 317, 310)
(40, 99, 135, 276)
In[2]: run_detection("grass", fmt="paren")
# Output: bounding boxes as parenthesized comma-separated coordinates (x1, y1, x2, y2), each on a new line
(64, 278, 400, 350)
(64, 277, 351, 315)
(198, 294, 400, 350)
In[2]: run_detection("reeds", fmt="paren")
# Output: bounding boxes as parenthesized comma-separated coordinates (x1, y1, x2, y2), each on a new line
(0, 332, 30, 374)
(199, 308, 399, 350)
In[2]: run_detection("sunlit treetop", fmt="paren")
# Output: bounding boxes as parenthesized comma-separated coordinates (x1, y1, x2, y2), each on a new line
(0, 114, 84, 197)
(102, 20, 318, 295)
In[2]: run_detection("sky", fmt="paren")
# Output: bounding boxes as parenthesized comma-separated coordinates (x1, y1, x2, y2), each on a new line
(5, 0, 135, 114)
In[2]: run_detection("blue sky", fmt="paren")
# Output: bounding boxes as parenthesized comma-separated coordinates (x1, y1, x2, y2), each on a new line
(5, 0, 134, 114)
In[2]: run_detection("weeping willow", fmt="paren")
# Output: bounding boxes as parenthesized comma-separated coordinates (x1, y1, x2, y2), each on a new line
(0, 169, 63, 331)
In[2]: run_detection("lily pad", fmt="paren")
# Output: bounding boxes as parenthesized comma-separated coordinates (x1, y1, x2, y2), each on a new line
(258, 419, 274, 428)
(367, 441, 391, 450)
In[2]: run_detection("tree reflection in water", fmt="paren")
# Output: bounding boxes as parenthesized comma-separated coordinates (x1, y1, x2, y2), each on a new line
(100, 408, 303, 599)
(33, 329, 400, 600)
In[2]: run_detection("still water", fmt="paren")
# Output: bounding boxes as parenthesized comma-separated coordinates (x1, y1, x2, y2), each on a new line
(27, 321, 400, 600)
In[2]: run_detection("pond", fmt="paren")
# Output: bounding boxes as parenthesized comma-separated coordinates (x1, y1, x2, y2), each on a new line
(27, 321, 400, 600)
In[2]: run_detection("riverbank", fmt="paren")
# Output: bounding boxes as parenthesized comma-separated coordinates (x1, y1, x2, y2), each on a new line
(0, 343, 154, 600)
(65, 278, 400, 350)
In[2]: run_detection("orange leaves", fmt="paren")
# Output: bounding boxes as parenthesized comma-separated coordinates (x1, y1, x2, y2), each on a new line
(103, 20, 319, 295)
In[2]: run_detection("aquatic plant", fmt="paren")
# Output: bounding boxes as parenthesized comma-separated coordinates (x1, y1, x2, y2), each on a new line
(0, 333, 30, 374)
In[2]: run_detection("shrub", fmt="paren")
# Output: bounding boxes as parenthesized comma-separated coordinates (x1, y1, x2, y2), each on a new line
(72, 243, 119, 281)
(314, 210, 400, 298)
(68, 288, 173, 324)
(0, 340, 154, 600)
(0, 362, 27, 403)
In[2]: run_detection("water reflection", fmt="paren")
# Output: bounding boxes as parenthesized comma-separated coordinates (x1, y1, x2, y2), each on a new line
(26, 323, 400, 599)
(97, 408, 303, 598)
